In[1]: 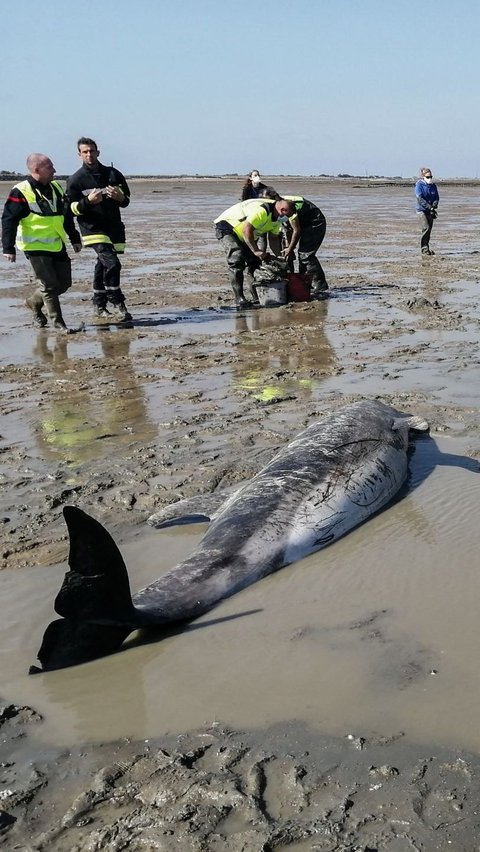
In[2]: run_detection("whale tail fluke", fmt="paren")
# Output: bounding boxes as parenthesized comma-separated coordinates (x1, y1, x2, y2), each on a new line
(32, 618, 131, 673)
(56, 506, 135, 623)
(31, 506, 137, 673)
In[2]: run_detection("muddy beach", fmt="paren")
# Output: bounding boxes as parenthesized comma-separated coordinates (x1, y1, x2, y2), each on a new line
(2, 178, 480, 849)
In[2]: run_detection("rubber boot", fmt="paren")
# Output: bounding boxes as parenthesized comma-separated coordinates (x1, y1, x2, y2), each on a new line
(230, 271, 251, 309)
(243, 269, 259, 304)
(112, 302, 133, 322)
(42, 293, 69, 332)
(25, 290, 48, 328)
(310, 279, 329, 300)
(94, 304, 112, 319)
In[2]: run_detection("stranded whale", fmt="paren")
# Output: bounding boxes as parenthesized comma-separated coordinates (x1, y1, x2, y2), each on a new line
(33, 399, 428, 672)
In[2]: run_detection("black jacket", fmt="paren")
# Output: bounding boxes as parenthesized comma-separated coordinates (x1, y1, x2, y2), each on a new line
(1, 177, 80, 257)
(66, 162, 130, 246)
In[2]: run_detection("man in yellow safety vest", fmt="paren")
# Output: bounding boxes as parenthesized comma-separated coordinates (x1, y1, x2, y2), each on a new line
(214, 197, 295, 308)
(1, 154, 82, 330)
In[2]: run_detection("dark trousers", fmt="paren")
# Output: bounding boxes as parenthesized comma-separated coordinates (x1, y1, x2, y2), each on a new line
(216, 229, 261, 302)
(297, 217, 327, 285)
(29, 253, 72, 297)
(419, 212, 435, 253)
(92, 244, 126, 307)
(216, 231, 260, 276)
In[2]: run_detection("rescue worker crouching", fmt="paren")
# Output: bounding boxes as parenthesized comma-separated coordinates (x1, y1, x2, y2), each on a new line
(281, 195, 328, 299)
(66, 137, 132, 322)
(214, 198, 295, 308)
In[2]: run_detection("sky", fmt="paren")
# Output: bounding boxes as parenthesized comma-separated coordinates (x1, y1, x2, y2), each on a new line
(1, 0, 478, 178)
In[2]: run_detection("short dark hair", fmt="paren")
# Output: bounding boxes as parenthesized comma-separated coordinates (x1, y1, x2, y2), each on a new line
(77, 137, 98, 150)
(261, 185, 281, 201)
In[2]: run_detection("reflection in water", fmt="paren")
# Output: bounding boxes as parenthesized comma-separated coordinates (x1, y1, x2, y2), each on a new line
(38, 634, 150, 742)
(385, 436, 480, 546)
(232, 304, 336, 401)
(33, 331, 156, 464)
(36, 609, 263, 743)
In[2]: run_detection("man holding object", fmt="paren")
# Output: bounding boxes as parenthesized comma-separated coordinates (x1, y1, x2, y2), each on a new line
(67, 137, 132, 321)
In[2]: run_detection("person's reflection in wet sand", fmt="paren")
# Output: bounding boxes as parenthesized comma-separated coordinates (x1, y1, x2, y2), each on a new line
(33, 332, 70, 370)
(32, 329, 156, 464)
(95, 329, 157, 447)
(232, 304, 336, 401)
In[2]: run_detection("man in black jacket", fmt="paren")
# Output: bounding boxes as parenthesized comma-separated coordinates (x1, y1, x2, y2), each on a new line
(67, 137, 132, 321)
(2, 153, 81, 330)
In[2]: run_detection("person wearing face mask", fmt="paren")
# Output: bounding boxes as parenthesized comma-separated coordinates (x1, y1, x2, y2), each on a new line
(415, 167, 439, 256)
(241, 174, 275, 253)
(241, 170, 268, 200)
(214, 197, 295, 307)
(280, 196, 328, 298)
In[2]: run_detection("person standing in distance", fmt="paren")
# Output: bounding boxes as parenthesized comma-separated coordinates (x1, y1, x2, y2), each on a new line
(67, 137, 132, 320)
(241, 171, 271, 253)
(1, 153, 81, 331)
(415, 167, 439, 256)
(240, 170, 268, 200)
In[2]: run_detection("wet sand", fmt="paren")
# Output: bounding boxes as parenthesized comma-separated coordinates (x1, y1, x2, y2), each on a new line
(2, 178, 480, 849)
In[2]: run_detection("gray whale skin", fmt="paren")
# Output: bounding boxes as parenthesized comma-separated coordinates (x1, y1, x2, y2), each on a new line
(33, 399, 428, 672)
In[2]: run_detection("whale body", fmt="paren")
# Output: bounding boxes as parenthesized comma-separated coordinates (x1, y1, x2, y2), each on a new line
(33, 399, 428, 672)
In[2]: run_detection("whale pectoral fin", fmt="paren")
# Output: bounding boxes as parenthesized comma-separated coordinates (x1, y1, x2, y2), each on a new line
(147, 486, 242, 529)
(33, 618, 131, 672)
(56, 506, 135, 622)
(393, 415, 429, 433)
(152, 513, 212, 530)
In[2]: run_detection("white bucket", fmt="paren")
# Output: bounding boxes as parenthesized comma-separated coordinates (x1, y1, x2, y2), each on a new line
(255, 280, 287, 307)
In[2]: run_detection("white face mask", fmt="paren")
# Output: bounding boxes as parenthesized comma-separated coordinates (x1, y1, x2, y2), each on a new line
(424, 176, 433, 184)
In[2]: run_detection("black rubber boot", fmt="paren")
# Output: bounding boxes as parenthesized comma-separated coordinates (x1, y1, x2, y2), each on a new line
(94, 305, 112, 319)
(42, 293, 69, 332)
(112, 302, 133, 322)
(230, 271, 251, 308)
(310, 278, 329, 300)
(25, 290, 48, 328)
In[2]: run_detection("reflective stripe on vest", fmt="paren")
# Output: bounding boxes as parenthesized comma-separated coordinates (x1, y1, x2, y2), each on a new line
(81, 233, 125, 253)
(15, 180, 68, 253)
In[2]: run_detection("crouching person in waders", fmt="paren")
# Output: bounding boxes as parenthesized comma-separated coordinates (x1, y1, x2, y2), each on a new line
(1, 154, 82, 331)
(281, 195, 328, 299)
(214, 197, 295, 308)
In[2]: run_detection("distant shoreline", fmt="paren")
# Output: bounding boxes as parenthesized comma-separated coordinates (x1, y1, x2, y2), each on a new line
(1, 174, 479, 187)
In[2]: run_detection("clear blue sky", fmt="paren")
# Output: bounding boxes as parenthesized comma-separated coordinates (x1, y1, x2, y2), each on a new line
(2, 0, 478, 177)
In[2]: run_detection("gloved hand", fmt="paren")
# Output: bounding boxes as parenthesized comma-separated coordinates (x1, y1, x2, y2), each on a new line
(430, 208, 438, 219)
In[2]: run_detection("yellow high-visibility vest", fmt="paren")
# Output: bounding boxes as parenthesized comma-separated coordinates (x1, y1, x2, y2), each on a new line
(15, 180, 68, 253)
